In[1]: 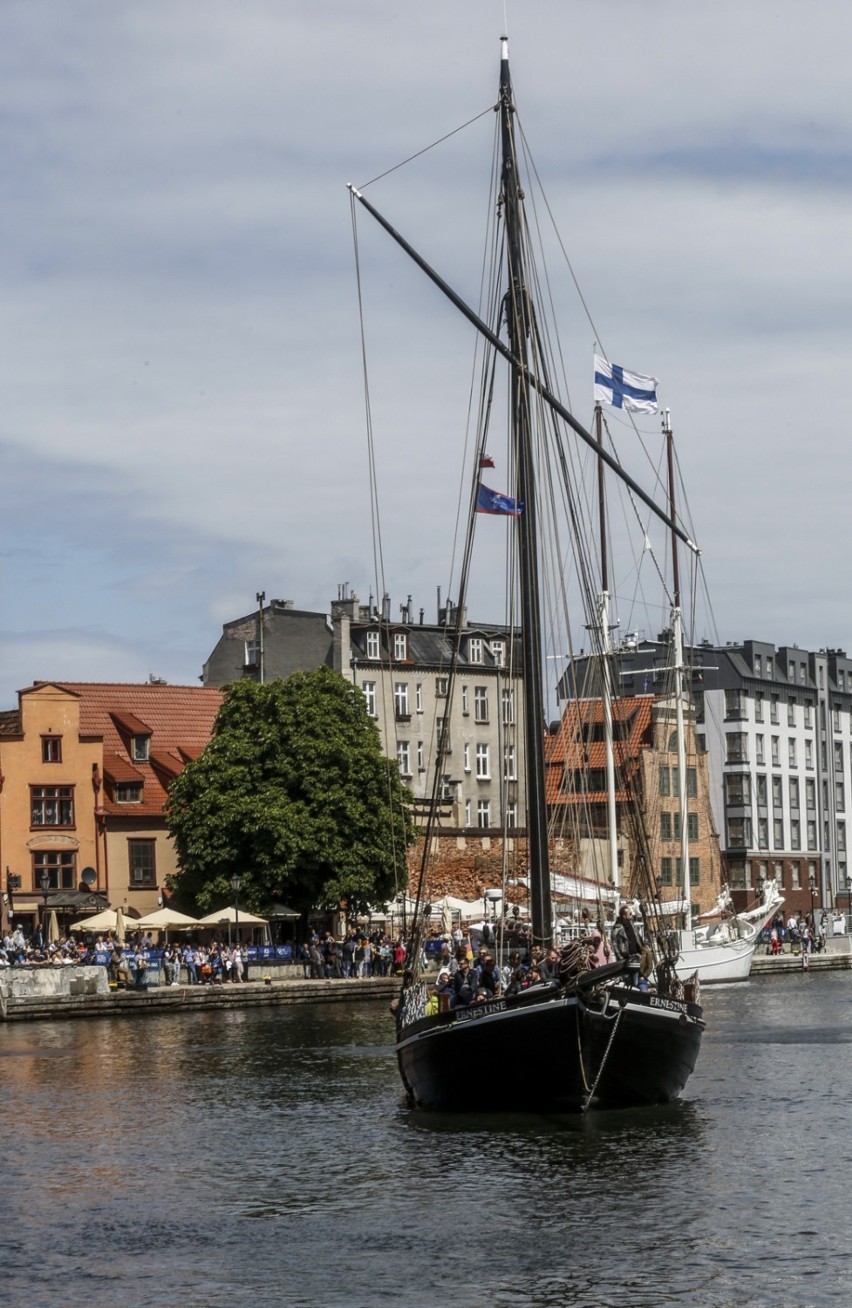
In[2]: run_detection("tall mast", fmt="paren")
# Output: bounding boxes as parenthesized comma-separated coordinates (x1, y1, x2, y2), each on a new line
(665, 408, 692, 933)
(499, 38, 552, 946)
(596, 403, 620, 891)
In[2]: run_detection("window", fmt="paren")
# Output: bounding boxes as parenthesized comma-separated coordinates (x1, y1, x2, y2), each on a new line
(659, 766, 671, 797)
(415, 683, 423, 714)
(787, 698, 796, 727)
(244, 639, 260, 667)
(477, 800, 491, 829)
(439, 774, 454, 803)
(436, 718, 450, 753)
(726, 733, 748, 763)
(474, 686, 489, 723)
(807, 820, 817, 849)
(836, 741, 845, 772)
(463, 742, 471, 773)
(366, 630, 380, 660)
(132, 735, 150, 763)
(726, 774, 750, 806)
(363, 681, 377, 717)
(686, 768, 697, 798)
(475, 743, 490, 779)
(502, 688, 515, 724)
(791, 819, 801, 851)
(659, 858, 673, 886)
(754, 692, 764, 723)
(505, 802, 517, 827)
(393, 632, 408, 661)
(689, 856, 700, 885)
(116, 782, 143, 804)
(461, 684, 469, 714)
(788, 739, 797, 767)
(436, 676, 449, 698)
(33, 849, 76, 891)
(728, 817, 751, 847)
(491, 640, 506, 667)
(468, 638, 483, 664)
(396, 741, 412, 776)
(504, 744, 517, 780)
(756, 734, 765, 764)
(770, 695, 780, 725)
(128, 839, 156, 887)
(788, 660, 795, 682)
(773, 818, 784, 848)
(729, 859, 748, 889)
(757, 817, 768, 849)
(839, 821, 847, 852)
(464, 800, 471, 826)
(756, 774, 767, 805)
(804, 701, 813, 728)
(753, 655, 762, 677)
(725, 690, 745, 719)
(837, 782, 846, 812)
(791, 862, 801, 889)
(805, 739, 814, 769)
(41, 736, 62, 764)
(772, 775, 783, 808)
(771, 736, 780, 766)
(834, 707, 842, 733)
(417, 740, 424, 771)
(31, 786, 74, 828)
(394, 682, 410, 720)
(806, 778, 816, 809)
(660, 812, 673, 841)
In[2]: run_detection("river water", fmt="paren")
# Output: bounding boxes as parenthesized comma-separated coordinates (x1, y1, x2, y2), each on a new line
(2, 972, 851, 1307)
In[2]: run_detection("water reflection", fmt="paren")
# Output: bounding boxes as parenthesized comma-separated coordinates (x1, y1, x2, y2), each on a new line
(2, 978, 852, 1306)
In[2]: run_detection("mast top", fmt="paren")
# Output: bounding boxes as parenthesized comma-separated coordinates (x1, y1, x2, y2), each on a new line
(501, 34, 509, 61)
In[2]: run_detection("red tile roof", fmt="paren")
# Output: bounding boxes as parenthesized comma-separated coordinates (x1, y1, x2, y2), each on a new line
(37, 683, 223, 817)
(545, 695, 653, 806)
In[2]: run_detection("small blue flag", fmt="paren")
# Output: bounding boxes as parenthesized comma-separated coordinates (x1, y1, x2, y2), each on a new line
(476, 484, 523, 516)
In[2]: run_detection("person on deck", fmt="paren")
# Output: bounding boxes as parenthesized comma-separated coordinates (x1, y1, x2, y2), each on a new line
(612, 905, 643, 987)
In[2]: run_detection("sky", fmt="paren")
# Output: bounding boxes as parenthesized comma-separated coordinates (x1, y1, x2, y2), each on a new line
(2, 0, 852, 706)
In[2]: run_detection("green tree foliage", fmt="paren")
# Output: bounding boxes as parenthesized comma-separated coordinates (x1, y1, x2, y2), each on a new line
(166, 668, 414, 915)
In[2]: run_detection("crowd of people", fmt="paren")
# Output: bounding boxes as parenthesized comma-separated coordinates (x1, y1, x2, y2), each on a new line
(299, 928, 408, 979)
(763, 910, 839, 957)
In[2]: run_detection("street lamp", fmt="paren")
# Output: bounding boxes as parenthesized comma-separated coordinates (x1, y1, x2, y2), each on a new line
(230, 873, 242, 943)
(808, 872, 817, 923)
(38, 871, 50, 944)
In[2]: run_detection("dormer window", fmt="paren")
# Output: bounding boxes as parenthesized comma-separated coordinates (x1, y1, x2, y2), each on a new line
(116, 782, 143, 804)
(366, 630, 380, 660)
(41, 735, 62, 764)
(245, 639, 260, 668)
(393, 632, 408, 661)
(132, 735, 150, 763)
(491, 640, 506, 667)
(468, 637, 483, 664)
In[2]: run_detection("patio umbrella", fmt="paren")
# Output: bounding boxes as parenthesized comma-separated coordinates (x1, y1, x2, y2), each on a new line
(134, 907, 200, 931)
(47, 909, 60, 944)
(115, 906, 126, 942)
(197, 905, 268, 928)
(69, 908, 130, 934)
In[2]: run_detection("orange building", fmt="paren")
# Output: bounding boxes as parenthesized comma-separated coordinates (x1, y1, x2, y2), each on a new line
(0, 682, 222, 935)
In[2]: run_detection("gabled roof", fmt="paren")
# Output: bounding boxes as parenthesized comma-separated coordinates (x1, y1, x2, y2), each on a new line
(545, 695, 654, 806)
(42, 683, 223, 817)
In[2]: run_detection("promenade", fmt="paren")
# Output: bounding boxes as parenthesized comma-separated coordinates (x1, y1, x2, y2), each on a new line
(749, 932, 852, 976)
(0, 972, 399, 1022)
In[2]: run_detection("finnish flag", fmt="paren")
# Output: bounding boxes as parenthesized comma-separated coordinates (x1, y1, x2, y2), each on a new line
(594, 355, 659, 414)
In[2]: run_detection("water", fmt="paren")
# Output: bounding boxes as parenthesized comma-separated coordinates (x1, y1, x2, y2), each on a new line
(2, 973, 851, 1307)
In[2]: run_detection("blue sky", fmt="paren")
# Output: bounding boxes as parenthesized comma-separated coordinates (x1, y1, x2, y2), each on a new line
(2, 1, 852, 703)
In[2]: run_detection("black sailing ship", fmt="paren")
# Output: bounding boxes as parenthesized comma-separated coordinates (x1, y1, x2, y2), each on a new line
(350, 38, 704, 1111)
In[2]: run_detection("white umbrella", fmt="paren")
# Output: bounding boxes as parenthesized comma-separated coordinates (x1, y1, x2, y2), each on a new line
(196, 905, 268, 928)
(115, 906, 126, 942)
(47, 909, 60, 944)
(69, 908, 128, 933)
(134, 907, 200, 931)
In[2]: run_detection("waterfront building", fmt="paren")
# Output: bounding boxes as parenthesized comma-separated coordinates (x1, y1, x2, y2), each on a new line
(0, 682, 222, 934)
(561, 636, 852, 915)
(545, 692, 723, 917)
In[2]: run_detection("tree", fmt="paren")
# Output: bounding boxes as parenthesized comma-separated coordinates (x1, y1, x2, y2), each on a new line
(166, 668, 414, 915)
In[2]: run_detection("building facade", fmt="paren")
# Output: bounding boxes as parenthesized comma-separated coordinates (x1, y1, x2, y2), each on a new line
(563, 635, 852, 915)
(0, 682, 222, 934)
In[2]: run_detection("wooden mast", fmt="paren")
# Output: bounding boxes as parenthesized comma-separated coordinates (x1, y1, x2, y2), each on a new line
(498, 37, 552, 947)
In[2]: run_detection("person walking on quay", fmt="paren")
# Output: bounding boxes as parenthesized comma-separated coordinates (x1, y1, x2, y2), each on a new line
(232, 944, 244, 983)
(183, 944, 198, 985)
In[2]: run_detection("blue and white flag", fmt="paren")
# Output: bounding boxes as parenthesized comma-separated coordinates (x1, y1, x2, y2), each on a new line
(594, 354, 659, 414)
(476, 484, 523, 516)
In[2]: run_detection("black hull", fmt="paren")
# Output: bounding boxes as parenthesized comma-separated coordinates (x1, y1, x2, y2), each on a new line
(396, 985, 704, 1112)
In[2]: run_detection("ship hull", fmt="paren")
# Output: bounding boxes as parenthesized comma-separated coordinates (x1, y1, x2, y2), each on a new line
(396, 984, 704, 1112)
